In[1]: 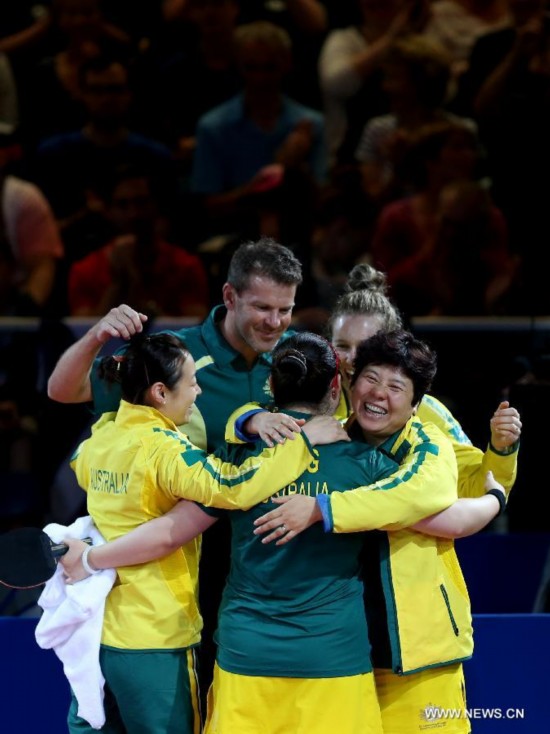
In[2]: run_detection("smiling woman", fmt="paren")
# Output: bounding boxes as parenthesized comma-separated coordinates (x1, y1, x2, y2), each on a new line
(351, 364, 415, 440)
(350, 330, 436, 445)
(329, 264, 403, 396)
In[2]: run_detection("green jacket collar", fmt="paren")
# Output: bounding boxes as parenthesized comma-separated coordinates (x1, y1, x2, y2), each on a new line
(200, 305, 274, 369)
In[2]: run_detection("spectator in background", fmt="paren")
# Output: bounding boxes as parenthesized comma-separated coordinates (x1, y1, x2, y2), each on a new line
(190, 20, 325, 254)
(424, 0, 512, 80)
(68, 166, 208, 319)
(136, 0, 242, 163)
(451, 0, 550, 313)
(318, 0, 430, 169)
(238, 0, 329, 108)
(18, 0, 132, 145)
(191, 20, 326, 191)
(389, 179, 520, 315)
(0, 133, 63, 317)
(32, 53, 176, 227)
(354, 34, 474, 206)
(368, 120, 488, 288)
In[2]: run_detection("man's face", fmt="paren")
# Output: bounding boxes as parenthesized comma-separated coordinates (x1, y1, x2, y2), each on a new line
(81, 63, 131, 123)
(108, 176, 156, 237)
(223, 275, 296, 358)
(238, 41, 289, 93)
(351, 364, 416, 445)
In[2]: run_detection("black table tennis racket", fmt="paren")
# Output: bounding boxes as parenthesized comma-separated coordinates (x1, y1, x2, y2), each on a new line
(0, 527, 92, 589)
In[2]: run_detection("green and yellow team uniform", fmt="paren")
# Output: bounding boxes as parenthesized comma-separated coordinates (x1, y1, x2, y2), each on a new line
(202, 412, 439, 734)
(89, 305, 295, 713)
(68, 401, 317, 734)
(230, 391, 518, 733)
(90, 306, 289, 452)
(326, 416, 493, 734)
(337, 396, 518, 733)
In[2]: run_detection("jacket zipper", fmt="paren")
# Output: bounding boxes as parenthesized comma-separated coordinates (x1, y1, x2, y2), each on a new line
(439, 584, 460, 637)
(440, 584, 459, 636)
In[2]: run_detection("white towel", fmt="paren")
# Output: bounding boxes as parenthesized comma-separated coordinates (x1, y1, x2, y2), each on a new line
(35, 516, 116, 730)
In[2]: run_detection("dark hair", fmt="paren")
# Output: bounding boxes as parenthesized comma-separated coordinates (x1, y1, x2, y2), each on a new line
(384, 34, 451, 108)
(227, 237, 302, 293)
(98, 333, 189, 404)
(94, 163, 156, 204)
(328, 263, 403, 335)
(401, 120, 481, 188)
(234, 21, 292, 55)
(351, 330, 436, 405)
(271, 332, 338, 409)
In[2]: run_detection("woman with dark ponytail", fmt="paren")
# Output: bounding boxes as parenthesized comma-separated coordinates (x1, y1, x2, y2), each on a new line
(61, 331, 343, 734)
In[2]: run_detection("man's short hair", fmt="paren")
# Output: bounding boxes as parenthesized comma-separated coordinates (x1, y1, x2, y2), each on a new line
(227, 237, 302, 292)
(234, 21, 292, 55)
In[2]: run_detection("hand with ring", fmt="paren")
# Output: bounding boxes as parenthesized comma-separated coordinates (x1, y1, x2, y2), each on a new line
(253, 496, 323, 545)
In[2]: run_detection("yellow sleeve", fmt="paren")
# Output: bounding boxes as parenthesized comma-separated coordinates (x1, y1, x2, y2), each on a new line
(155, 429, 319, 510)
(329, 421, 458, 533)
(453, 442, 518, 498)
(224, 402, 265, 444)
(418, 394, 517, 498)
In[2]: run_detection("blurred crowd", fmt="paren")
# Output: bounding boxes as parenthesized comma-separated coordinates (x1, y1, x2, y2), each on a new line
(1, 0, 550, 532)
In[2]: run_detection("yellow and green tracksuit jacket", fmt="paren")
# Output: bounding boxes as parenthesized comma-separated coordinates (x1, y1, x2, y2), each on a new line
(228, 395, 519, 673)
(326, 417, 470, 674)
(328, 396, 517, 674)
(70, 400, 317, 652)
(227, 405, 464, 672)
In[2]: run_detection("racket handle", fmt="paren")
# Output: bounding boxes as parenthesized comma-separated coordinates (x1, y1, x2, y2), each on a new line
(51, 537, 93, 559)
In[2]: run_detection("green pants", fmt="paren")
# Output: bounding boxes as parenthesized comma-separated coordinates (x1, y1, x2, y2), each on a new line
(68, 646, 202, 734)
